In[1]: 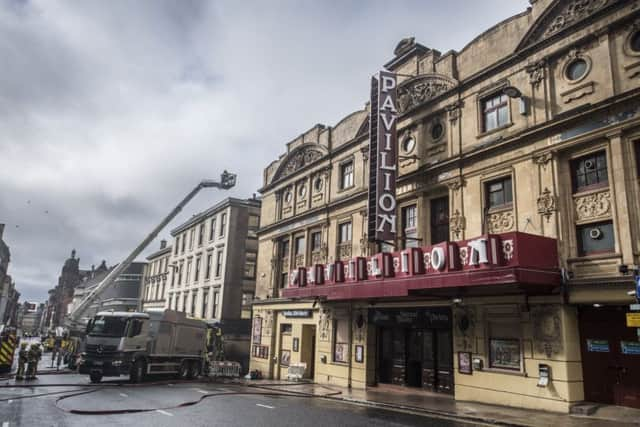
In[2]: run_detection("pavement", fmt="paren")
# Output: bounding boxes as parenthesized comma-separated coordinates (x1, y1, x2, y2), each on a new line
(1, 340, 638, 426)
(234, 379, 640, 427)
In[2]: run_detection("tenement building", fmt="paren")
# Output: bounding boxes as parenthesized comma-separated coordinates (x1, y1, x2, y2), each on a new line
(251, 0, 640, 413)
(140, 240, 172, 311)
(165, 197, 260, 366)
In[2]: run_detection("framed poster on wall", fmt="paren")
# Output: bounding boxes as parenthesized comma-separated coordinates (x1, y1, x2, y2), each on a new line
(355, 345, 364, 363)
(280, 349, 291, 366)
(489, 338, 521, 370)
(293, 337, 299, 352)
(458, 351, 472, 374)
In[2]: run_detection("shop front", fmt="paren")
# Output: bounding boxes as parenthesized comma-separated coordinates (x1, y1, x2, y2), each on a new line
(370, 307, 453, 393)
(578, 304, 640, 409)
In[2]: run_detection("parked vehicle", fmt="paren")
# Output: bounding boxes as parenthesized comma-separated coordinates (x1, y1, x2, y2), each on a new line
(78, 309, 207, 383)
(0, 327, 17, 374)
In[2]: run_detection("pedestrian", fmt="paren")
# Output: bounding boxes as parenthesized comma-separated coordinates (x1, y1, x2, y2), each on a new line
(15, 342, 28, 380)
(26, 343, 41, 380)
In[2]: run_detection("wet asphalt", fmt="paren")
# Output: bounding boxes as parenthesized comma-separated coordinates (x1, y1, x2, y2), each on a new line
(0, 339, 486, 427)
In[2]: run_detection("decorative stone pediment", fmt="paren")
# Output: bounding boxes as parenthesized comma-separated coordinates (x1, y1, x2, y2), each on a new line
(272, 144, 328, 182)
(397, 74, 457, 114)
(517, 0, 614, 50)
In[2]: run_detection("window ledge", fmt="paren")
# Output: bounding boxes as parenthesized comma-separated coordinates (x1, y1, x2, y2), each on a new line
(482, 368, 526, 377)
(567, 252, 622, 263)
(337, 184, 355, 194)
(487, 204, 513, 214)
(572, 185, 609, 198)
(477, 122, 513, 139)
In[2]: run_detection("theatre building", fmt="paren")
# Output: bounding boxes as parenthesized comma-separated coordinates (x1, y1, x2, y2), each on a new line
(251, 0, 640, 413)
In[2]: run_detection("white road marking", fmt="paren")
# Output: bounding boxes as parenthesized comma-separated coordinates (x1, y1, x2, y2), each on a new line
(193, 389, 209, 394)
(216, 388, 231, 392)
(119, 393, 128, 397)
(7, 400, 12, 404)
(256, 404, 275, 409)
(3, 421, 9, 427)
(156, 410, 173, 417)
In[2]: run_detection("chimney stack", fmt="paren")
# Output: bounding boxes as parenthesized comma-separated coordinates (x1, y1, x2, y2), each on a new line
(160, 239, 167, 249)
(0, 224, 4, 239)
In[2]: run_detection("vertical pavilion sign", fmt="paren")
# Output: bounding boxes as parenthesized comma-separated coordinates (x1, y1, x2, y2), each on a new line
(368, 71, 398, 243)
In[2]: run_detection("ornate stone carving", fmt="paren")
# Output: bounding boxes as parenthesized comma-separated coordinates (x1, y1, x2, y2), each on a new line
(526, 59, 546, 88)
(533, 152, 553, 167)
(397, 75, 457, 113)
(445, 101, 463, 124)
(575, 189, 611, 222)
(537, 187, 557, 222)
(454, 306, 477, 352)
(294, 254, 305, 268)
(319, 308, 332, 342)
(274, 146, 325, 180)
(446, 178, 465, 193)
(532, 305, 563, 358)
(352, 310, 367, 343)
(337, 242, 352, 260)
(450, 209, 466, 240)
(523, 0, 610, 47)
(487, 210, 515, 233)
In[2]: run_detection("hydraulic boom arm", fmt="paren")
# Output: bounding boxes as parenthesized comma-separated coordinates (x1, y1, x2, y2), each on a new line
(66, 171, 237, 328)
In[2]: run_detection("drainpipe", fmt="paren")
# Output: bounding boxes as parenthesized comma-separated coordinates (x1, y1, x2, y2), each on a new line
(348, 302, 353, 388)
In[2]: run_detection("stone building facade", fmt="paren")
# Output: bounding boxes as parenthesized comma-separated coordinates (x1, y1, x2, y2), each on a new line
(251, 0, 640, 413)
(140, 240, 172, 311)
(165, 197, 261, 323)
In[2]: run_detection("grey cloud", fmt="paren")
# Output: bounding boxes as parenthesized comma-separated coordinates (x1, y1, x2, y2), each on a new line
(0, 0, 528, 301)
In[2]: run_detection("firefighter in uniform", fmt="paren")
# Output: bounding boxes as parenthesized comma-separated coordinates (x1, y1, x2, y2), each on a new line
(26, 343, 41, 380)
(15, 342, 28, 380)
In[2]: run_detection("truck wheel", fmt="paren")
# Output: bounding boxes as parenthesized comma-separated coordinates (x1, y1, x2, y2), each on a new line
(178, 361, 189, 380)
(130, 359, 146, 383)
(187, 361, 199, 380)
(89, 373, 102, 383)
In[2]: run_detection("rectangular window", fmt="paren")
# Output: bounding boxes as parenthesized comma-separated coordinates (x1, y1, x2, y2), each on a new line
(280, 272, 288, 289)
(488, 319, 521, 371)
(295, 236, 305, 255)
(249, 215, 260, 230)
(311, 231, 322, 252)
(205, 253, 212, 279)
(576, 221, 615, 256)
(486, 176, 513, 209)
(186, 260, 192, 284)
(189, 229, 195, 250)
(215, 250, 224, 277)
(209, 218, 216, 241)
(281, 239, 290, 258)
(340, 161, 354, 189)
(190, 290, 197, 316)
(402, 205, 418, 248)
(571, 150, 608, 193)
(482, 93, 509, 132)
(244, 261, 256, 279)
(171, 266, 176, 287)
(174, 237, 179, 255)
(333, 319, 348, 363)
(212, 291, 219, 318)
(219, 213, 227, 238)
(338, 222, 352, 243)
(198, 224, 204, 246)
(202, 291, 209, 319)
(181, 292, 187, 312)
(280, 324, 292, 334)
(430, 197, 449, 245)
(194, 256, 201, 281)
(242, 292, 253, 306)
(178, 263, 183, 286)
(181, 233, 186, 253)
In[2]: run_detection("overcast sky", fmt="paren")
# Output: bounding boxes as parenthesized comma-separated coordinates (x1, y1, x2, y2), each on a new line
(0, 0, 529, 302)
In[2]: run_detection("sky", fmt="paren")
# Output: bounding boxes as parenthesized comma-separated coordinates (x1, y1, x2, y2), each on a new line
(0, 0, 530, 302)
